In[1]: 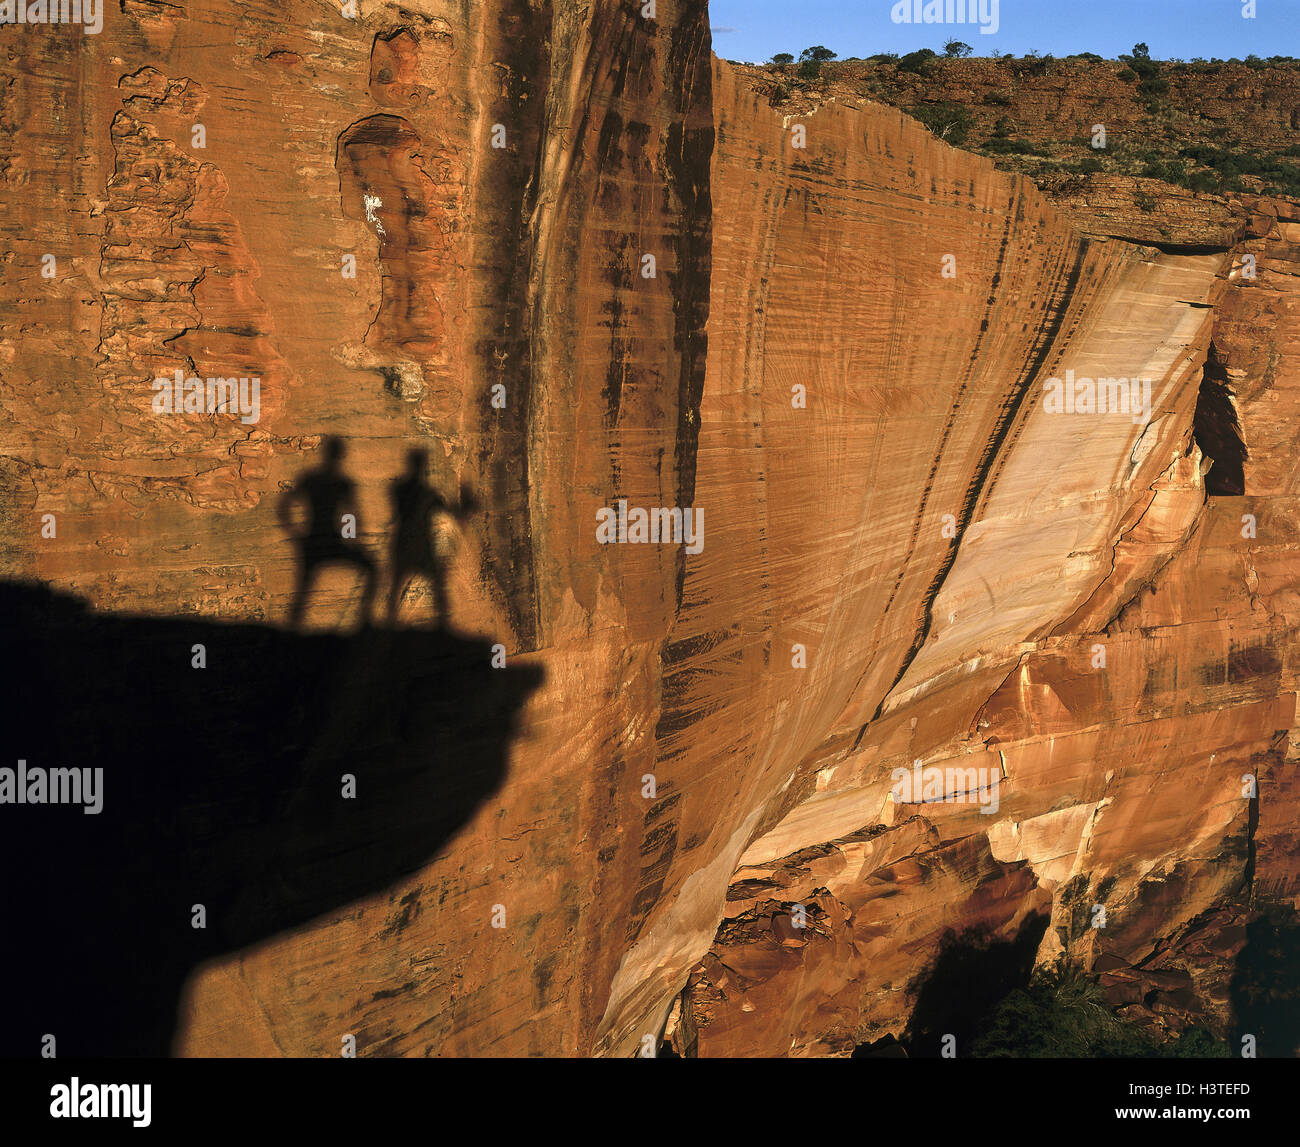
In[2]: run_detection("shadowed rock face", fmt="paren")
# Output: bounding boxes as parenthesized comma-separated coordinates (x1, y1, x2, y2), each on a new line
(2, 2, 1300, 1059)
(1, 581, 543, 1056)
(1195, 343, 1248, 496)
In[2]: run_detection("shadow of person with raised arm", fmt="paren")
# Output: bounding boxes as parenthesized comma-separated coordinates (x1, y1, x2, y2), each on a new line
(0, 576, 545, 1057)
(0, 440, 551, 1056)
(278, 436, 377, 630)
(387, 447, 479, 629)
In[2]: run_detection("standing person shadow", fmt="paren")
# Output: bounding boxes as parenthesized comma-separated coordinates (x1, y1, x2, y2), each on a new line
(278, 436, 377, 629)
(387, 448, 478, 628)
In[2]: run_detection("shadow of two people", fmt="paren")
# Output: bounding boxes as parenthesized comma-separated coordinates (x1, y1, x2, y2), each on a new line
(278, 436, 478, 629)
(2, 441, 545, 1057)
(1, 578, 545, 1057)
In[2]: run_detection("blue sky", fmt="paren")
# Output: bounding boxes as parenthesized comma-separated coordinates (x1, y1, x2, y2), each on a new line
(708, 0, 1300, 63)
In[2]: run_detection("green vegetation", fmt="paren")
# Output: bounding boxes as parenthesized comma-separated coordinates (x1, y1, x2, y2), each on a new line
(981, 137, 1043, 155)
(1147, 145, 1300, 197)
(1015, 50, 1054, 76)
(755, 48, 1300, 200)
(763, 46, 836, 87)
(970, 962, 1231, 1059)
(797, 45, 836, 81)
(897, 47, 937, 75)
(910, 102, 973, 145)
(977, 116, 1045, 156)
(1118, 42, 1169, 110)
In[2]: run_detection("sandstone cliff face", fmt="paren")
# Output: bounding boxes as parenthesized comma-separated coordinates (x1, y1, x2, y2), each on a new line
(659, 65, 1300, 1057)
(4, 0, 715, 1058)
(2, 3, 1297, 1057)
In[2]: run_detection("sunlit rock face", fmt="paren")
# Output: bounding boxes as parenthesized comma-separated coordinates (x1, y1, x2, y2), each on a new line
(2, 1, 1297, 1058)
(673, 77, 1300, 1057)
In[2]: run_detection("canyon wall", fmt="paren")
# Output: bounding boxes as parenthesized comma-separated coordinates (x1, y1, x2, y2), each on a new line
(1, 2, 1297, 1056)
(658, 62, 1300, 1056)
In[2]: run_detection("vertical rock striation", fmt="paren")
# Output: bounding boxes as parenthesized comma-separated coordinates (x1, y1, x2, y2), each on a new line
(1, 3, 1297, 1056)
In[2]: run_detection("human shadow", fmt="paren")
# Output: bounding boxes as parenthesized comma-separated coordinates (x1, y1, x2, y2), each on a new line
(0, 579, 543, 1056)
(387, 448, 478, 628)
(278, 436, 378, 629)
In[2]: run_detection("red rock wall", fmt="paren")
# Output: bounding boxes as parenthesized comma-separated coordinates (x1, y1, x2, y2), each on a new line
(2, 3, 1297, 1058)
(674, 84, 1300, 1056)
(2, 0, 714, 1057)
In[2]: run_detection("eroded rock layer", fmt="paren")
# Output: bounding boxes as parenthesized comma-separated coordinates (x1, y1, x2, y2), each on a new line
(1, 2, 1297, 1057)
(674, 85, 1300, 1056)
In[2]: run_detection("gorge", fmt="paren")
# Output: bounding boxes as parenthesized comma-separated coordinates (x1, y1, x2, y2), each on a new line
(2, 0, 1298, 1058)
